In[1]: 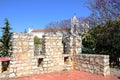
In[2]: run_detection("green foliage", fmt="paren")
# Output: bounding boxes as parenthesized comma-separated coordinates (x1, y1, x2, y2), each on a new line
(34, 36, 42, 45)
(82, 18, 120, 67)
(82, 47, 95, 54)
(0, 18, 13, 57)
(82, 33, 95, 49)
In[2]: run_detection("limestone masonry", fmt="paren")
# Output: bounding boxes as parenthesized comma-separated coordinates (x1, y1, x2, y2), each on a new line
(75, 54, 110, 76)
(0, 33, 110, 79)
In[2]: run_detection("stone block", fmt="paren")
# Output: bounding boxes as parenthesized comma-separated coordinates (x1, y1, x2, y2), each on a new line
(13, 34, 19, 38)
(50, 63, 54, 66)
(39, 71, 44, 74)
(43, 68, 48, 71)
(9, 68, 14, 73)
(43, 58, 49, 61)
(43, 64, 48, 68)
(32, 62, 36, 66)
(17, 67, 24, 71)
(59, 62, 64, 65)
(88, 65, 93, 70)
(16, 72, 23, 77)
(104, 58, 109, 63)
(29, 42, 34, 46)
(82, 64, 87, 68)
(32, 66, 37, 69)
(25, 66, 32, 70)
(32, 59, 37, 63)
(66, 67, 71, 70)
(89, 69, 94, 74)
(9, 73, 16, 78)
(0, 74, 6, 78)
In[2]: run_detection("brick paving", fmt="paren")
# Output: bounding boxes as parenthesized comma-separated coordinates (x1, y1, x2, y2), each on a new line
(13, 70, 120, 80)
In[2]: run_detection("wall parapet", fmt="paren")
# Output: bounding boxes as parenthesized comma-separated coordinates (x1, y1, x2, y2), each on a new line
(75, 54, 110, 76)
(0, 33, 110, 79)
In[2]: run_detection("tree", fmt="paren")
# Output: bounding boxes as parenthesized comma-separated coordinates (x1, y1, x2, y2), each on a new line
(85, 14, 99, 27)
(24, 29, 27, 33)
(82, 33, 95, 50)
(45, 19, 71, 29)
(82, 18, 120, 67)
(45, 17, 89, 36)
(0, 18, 13, 57)
(34, 36, 42, 45)
(45, 19, 71, 34)
(86, 0, 120, 24)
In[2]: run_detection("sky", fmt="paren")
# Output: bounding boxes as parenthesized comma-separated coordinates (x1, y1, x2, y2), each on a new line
(0, 0, 91, 33)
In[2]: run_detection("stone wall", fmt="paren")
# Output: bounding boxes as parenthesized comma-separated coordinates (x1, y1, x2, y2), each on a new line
(75, 54, 110, 76)
(69, 36, 82, 55)
(0, 33, 73, 78)
(0, 33, 110, 79)
(42, 34, 65, 72)
(65, 35, 82, 69)
(31, 34, 72, 74)
(10, 33, 34, 77)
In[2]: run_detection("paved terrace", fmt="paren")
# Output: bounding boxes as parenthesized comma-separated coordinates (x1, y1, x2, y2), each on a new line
(13, 70, 119, 80)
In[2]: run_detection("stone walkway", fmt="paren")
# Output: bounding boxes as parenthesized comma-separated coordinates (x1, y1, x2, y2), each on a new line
(13, 70, 120, 80)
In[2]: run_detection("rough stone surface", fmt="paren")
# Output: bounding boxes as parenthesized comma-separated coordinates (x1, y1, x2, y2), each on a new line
(75, 54, 110, 76)
(9, 73, 16, 78)
(11, 33, 34, 77)
(0, 33, 110, 79)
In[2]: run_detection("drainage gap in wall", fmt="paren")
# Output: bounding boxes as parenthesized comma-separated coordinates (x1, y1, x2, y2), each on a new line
(2, 61, 10, 73)
(37, 58, 43, 67)
(64, 57, 69, 64)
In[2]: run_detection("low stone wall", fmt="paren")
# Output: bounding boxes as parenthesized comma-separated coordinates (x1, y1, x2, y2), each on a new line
(75, 54, 110, 76)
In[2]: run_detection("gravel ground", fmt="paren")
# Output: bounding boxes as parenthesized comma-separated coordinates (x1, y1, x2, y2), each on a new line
(110, 68, 120, 77)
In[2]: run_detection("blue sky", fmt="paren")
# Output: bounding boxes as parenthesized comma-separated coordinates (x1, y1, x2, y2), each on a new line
(0, 0, 91, 32)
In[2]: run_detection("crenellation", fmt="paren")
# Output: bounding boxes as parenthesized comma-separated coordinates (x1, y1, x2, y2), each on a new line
(0, 32, 110, 79)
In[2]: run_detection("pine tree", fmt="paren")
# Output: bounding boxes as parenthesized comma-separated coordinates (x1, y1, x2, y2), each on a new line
(0, 18, 13, 57)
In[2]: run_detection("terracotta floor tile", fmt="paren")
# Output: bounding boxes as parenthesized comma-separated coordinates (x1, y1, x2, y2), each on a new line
(13, 70, 120, 80)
